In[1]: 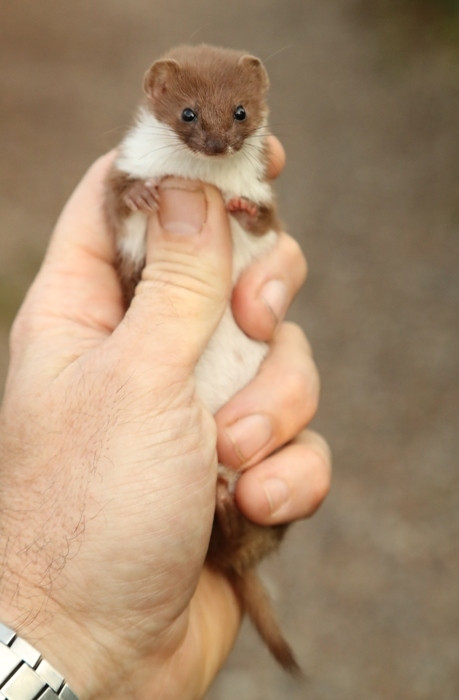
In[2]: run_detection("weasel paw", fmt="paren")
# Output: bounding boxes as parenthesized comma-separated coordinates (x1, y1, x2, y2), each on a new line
(124, 178, 159, 212)
(226, 196, 259, 218)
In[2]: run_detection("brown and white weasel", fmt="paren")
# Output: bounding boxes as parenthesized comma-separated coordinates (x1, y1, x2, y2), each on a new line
(105, 44, 299, 673)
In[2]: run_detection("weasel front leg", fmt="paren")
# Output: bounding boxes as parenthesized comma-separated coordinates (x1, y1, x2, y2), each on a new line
(105, 168, 162, 305)
(123, 178, 160, 213)
(226, 196, 282, 236)
(106, 168, 160, 221)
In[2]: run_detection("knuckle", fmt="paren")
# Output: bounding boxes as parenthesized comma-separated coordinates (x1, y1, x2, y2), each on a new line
(312, 431, 333, 465)
(282, 234, 308, 282)
(279, 321, 313, 356)
(308, 432, 333, 480)
(303, 434, 332, 514)
(281, 364, 320, 423)
(309, 474, 331, 513)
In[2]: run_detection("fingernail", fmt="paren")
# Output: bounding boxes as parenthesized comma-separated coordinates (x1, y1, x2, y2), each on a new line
(225, 414, 272, 464)
(159, 182, 206, 236)
(263, 478, 289, 515)
(260, 279, 288, 324)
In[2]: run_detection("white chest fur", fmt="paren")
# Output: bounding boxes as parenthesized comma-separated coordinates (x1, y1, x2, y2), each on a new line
(116, 114, 277, 414)
(117, 109, 272, 205)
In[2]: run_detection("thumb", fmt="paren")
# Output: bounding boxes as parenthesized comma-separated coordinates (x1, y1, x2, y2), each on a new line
(119, 178, 233, 371)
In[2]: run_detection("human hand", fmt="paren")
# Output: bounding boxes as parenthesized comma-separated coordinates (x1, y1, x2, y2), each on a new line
(0, 138, 330, 699)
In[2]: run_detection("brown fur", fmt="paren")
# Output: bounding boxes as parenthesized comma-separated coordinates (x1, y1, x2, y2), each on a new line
(206, 474, 300, 673)
(104, 169, 147, 304)
(105, 168, 138, 222)
(231, 570, 300, 674)
(144, 45, 269, 157)
(229, 198, 282, 236)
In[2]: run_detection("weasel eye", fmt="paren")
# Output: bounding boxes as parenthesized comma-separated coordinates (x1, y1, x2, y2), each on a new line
(181, 108, 197, 123)
(234, 105, 246, 121)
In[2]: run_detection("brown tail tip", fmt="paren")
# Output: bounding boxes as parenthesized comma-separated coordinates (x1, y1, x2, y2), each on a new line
(231, 569, 303, 675)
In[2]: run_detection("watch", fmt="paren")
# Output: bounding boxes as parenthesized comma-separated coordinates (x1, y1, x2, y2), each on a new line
(0, 622, 79, 700)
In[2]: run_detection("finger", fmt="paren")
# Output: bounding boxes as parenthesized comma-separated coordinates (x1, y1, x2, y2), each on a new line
(215, 323, 319, 469)
(116, 178, 232, 372)
(231, 232, 307, 342)
(266, 135, 286, 180)
(235, 430, 332, 525)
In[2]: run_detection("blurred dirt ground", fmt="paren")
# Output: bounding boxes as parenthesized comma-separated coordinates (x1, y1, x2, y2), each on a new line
(1, 1, 458, 698)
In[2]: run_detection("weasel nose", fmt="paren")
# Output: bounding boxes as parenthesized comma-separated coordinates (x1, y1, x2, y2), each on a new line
(204, 137, 226, 155)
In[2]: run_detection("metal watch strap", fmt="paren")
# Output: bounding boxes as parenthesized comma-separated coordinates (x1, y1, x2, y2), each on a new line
(0, 622, 79, 700)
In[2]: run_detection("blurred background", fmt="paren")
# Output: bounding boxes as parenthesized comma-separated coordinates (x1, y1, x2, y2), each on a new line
(1, 1, 458, 697)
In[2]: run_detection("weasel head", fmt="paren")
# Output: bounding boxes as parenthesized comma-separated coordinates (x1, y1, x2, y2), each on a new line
(143, 44, 269, 158)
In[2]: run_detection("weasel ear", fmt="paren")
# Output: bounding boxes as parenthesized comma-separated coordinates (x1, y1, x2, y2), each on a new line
(144, 59, 180, 100)
(238, 55, 269, 93)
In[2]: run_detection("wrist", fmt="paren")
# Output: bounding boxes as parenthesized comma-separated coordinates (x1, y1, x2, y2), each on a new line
(0, 621, 79, 699)
(0, 571, 194, 700)
(0, 584, 105, 699)
(0, 449, 126, 698)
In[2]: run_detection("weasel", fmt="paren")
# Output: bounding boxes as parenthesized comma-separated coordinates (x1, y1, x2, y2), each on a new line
(105, 44, 299, 673)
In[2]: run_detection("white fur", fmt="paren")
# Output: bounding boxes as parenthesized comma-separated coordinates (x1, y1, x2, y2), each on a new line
(115, 111, 277, 415)
(118, 211, 148, 268)
(117, 109, 272, 205)
(195, 221, 276, 414)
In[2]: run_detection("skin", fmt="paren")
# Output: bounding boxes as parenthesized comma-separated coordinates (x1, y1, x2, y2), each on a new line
(0, 136, 330, 699)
